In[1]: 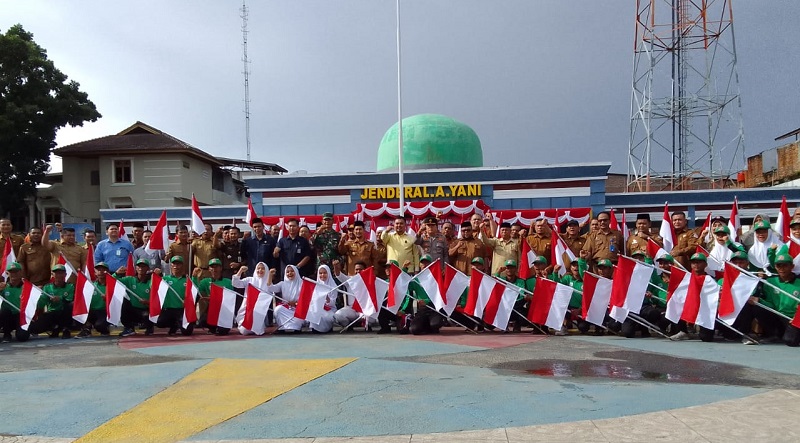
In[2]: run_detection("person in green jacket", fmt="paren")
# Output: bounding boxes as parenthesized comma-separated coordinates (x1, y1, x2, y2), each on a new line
(194, 258, 235, 335)
(754, 253, 800, 346)
(152, 256, 193, 336)
(406, 255, 444, 335)
(620, 250, 659, 338)
(35, 264, 75, 339)
(116, 259, 152, 337)
(75, 262, 111, 338)
(0, 262, 28, 342)
(495, 259, 528, 332)
(714, 251, 759, 343)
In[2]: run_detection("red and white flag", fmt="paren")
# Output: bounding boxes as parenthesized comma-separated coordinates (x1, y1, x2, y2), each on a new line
(105, 275, 127, 326)
(788, 239, 800, 274)
(414, 259, 442, 311)
(659, 203, 676, 253)
(72, 272, 95, 324)
(791, 303, 800, 329)
(582, 272, 613, 327)
(609, 256, 652, 322)
(125, 253, 135, 277)
(665, 266, 720, 329)
(146, 210, 171, 252)
(190, 194, 205, 234)
(387, 264, 412, 314)
(57, 252, 77, 282)
(84, 243, 95, 281)
(294, 278, 329, 325)
(244, 197, 258, 225)
(207, 284, 237, 329)
(118, 220, 126, 238)
(700, 212, 712, 244)
(697, 245, 722, 277)
(1, 239, 17, 279)
(240, 283, 272, 335)
(415, 261, 469, 316)
(647, 238, 668, 263)
(551, 227, 575, 277)
(519, 237, 537, 280)
(183, 278, 199, 329)
(609, 209, 620, 232)
(19, 281, 44, 331)
(347, 267, 389, 319)
(527, 278, 573, 330)
(728, 197, 741, 243)
(465, 270, 518, 330)
(148, 272, 170, 323)
(775, 196, 791, 243)
(718, 262, 759, 326)
(621, 209, 629, 245)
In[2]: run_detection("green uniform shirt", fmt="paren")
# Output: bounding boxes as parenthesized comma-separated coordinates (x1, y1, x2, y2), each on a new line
(90, 281, 106, 311)
(160, 275, 187, 309)
(760, 275, 800, 318)
(558, 274, 584, 309)
(403, 280, 430, 312)
(197, 277, 234, 297)
(118, 276, 151, 310)
(0, 283, 23, 312)
(40, 283, 75, 312)
(495, 274, 527, 301)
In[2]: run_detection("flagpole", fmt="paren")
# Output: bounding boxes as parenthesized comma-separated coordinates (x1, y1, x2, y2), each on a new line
(0, 294, 20, 312)
(715, 318, 759, 344)
(625, 312, 673, 340)
(395, 0, 405, 217)
(403, 293, 477, 334)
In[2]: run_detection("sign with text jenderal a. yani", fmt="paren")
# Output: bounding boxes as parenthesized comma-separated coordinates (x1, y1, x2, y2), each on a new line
(360, 184, 482, 200)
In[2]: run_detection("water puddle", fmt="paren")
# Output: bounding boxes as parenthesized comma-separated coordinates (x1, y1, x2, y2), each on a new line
(525, 361, 706, 383)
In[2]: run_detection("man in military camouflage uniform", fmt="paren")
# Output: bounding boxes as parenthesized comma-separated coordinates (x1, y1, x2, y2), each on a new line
(312, 212, 341, 268)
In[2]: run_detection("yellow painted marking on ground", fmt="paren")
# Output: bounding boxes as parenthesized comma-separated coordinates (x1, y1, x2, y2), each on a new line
(76, 358, 355, 443)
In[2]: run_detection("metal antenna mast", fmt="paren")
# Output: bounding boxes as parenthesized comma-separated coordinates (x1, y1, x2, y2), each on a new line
(241, 0, 252, 161)
(627, 0, 746, 192)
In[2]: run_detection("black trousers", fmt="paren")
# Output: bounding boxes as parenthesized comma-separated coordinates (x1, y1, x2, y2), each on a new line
(155, 307, 194, 335)
(0, 308, 30, 341)
(409, 308, 443, 335)
(85, 309, 110, 334)
(30, 306, 73, 335)
(121, 299, 151, 330)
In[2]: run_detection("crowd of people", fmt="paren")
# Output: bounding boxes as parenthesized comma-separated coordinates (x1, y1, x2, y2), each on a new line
(0, 206, 798, 348)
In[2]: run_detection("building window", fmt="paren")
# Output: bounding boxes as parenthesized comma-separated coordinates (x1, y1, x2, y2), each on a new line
(44, 208, 61, 224)
(212, 168, 225, 192)
(113, 159, 133, 184)
(90, 170, 100, 186)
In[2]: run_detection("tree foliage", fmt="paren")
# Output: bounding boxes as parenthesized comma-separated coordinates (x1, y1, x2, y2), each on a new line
(0, 24, 101, 216)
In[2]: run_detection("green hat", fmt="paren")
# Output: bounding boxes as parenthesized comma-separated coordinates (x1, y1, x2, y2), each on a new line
(597, 259, 613, 268)
(790, 217, 800, 227)
(5, 262, 21, 272)
(731, 250, 748, 261)
(94, 261, 109, 269)
(656, 254, 674, 263)
(504, 259, 518, 268)
(471, 257, 485, 265)
(420, 254, 432, 263)
(135, 259, 150, 266)
(170, 256, 184, 264)
(533, 256, 548, 265)
(208, 258, 223, 267)
(51, 264, 67, 272)
(689, 252, 707, 262)
(389, 260, 400, 267)
(631, 250, 647, 257)
(775, 253, 793, 265)
(321, 212, 334, 219)
(713, 225, 730, 235)
(753, 219, 771, 230)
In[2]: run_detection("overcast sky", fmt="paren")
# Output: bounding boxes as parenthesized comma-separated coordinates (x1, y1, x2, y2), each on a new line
(3, 0, 799, 175)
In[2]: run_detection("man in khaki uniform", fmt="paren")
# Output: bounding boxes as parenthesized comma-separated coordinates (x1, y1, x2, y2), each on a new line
(55, 226, 87, 283)
(560, 220, 586, 256)
(18, 226, 57, 286)
(670, 211, 699, 268)
(0, 219, 25, 256)
(338, 221, 374, 275)
(581, 211, 625, 269)
(166, 225, 191, 275)
(449, 222, 484, 276)
(191, 223, 222, 280)
(626, 213, 662, 256)
(526, 219, 552, 259)
(479, 221, 520, 275)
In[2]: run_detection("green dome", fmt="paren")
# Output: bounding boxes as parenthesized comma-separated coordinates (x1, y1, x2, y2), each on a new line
(377, 114, 483, 171)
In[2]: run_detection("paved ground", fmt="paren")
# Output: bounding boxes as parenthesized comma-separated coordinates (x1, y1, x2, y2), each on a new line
(0, 327, 798, 442)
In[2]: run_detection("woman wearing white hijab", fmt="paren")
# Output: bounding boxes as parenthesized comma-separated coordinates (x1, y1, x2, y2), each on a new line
(309, 265, 339, 333)
(232, 262, 270, 335)
(748, 219, 783, 272)
(270, 265, 305, 332)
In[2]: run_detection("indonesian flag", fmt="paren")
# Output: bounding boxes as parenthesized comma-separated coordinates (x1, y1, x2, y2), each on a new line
(1, 239, 17, 279)
(527, 278, 573, 330)
(718, 262, 759, 325)
(105, 275, 127, 326)
(659, 203, 676, 253)
(190, 194, 205, 234)
(294, 278, 329, 325)
(551, 227, 575, 277)
(609, 256, 651, 322)
(697, 245, 722, 277)
(791, 303, 800, 329)
(347, 267, 389, 319)
(775, 196, 791, 243)
(387, 264, 412, 314)
(207, 284, 237, 329)
(414, 260, 442, 312)
(118, 220, 126, 238)
(244, 197, 258, 225)
(183, 278, 198, 329)
(621, 209, 629, 245)
(647, 238, 668, 263)
(788, 239, 800, 274)
(728, 197, 741, 242)
(519, 237, 537, 280)
(240, 283, 272, 335)
(465, 270, 517, 330)
(125, 254, 135, 277)
(84, 243, 95, 281)
(609, 209, 619, 231)
(276, 217, 286, 240)
(72, 272, 95, 324)
(58, 252, 77, 282)
(19, 281, 44, 331)
(665, 267, 720, 329)
(146, 210, 171, 252)
(582, 272, 613, 327)
(148, 272, 170, 323)
(416, 261, 470, 316)
(700, 212, 712, 244)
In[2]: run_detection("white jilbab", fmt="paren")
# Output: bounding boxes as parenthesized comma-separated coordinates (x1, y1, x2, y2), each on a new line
(308, 265, 338, 333)
(748, 230, 783, 271)
(271, 265, 305, 331)
(232, 262, 270, 335)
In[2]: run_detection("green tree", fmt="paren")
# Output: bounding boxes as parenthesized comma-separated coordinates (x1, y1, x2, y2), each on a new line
(0, 24, 100, 217)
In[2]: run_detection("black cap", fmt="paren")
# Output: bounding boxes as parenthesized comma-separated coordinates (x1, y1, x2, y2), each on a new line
(460, 221, 472, 228)
(711, 215, 727, 224)
(566, 219, 579, 227)
(353, 220, 365, 228)
(500, 222, 512, 228)
(636, 213, 650, 221)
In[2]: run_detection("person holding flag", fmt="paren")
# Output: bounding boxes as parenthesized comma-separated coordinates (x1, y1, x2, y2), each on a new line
(554, 258, 586, 335)
(75, 262, 112, 338)
(479, 221, 520, 275)
(307, 264, 340, 333)
(114, 259, 153, 336)
(55, 226, 87, 283)
(0, 219, 24, 257)
(269, 265, 304, 333)
(669, 211, 700, 268)
(34, 264, 75, 339)
(669, 253, 718, 342)
(152, 256, 193, 336)
(626, 214, 662, 256)
(581, 211, 624, 271)
(560, 219, 586, 256)
(644, 254, 677, 335)
(525, 219, 552, 274)
(618, 250, 662, 338)
(748, 219, 782, 272)
(716, 251, 760, 343)
(193, 258, 235, 335)
(753, 253, 800, 346)
(0, 262, 28, 342)
(338, 221, 374, 276)
(191, 223, 223, 280)
(18, 226, 58, 287)
(232, 261, 271, 335)
(132, 230, 166, 274)
(448, 221, 484, 276)
(494, 259, 529, 333)
(166, 226, 191, 276)
(403, 255, 444, 335)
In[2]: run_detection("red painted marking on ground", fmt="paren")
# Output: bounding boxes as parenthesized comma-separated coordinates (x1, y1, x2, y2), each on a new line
(398, 327, 549, 348)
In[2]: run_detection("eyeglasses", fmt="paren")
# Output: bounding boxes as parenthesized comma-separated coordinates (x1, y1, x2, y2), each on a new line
(597, 218, 610, 222)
